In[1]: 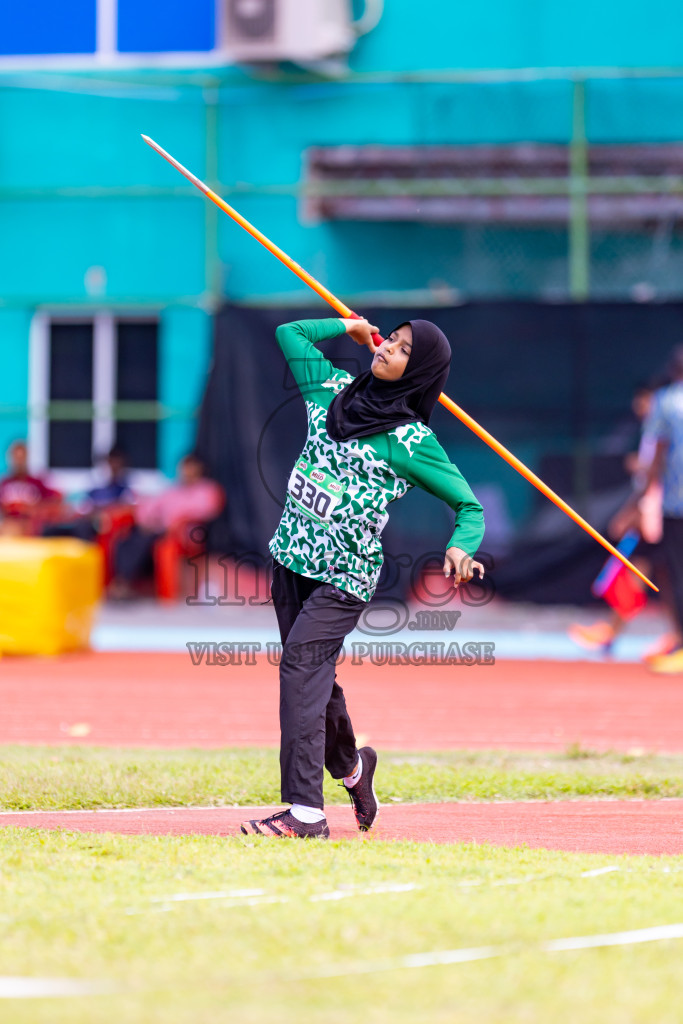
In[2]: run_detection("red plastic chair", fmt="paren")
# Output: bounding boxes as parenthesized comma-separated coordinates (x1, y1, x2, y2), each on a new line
(97, 506, 136, 585)
(153, 520, 207, 602)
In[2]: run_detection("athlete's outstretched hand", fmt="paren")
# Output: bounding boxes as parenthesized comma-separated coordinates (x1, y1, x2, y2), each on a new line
(443, 546, 485, 589)
(339, 317, 380, 352)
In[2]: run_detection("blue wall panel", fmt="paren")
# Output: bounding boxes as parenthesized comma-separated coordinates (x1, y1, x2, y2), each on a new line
(118, 0, 215, 53)
(0, 0, 96, 55)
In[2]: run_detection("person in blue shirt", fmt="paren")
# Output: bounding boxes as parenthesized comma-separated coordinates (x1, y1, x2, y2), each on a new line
(85, 446, 133, 509)
(41, 446, 133, 542)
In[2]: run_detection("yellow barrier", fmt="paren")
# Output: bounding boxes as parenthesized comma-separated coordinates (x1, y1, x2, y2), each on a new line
(0, 538, 103, 656)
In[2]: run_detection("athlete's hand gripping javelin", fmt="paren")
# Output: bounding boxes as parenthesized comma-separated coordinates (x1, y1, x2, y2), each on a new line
(444, 547, 485, 589)
(339, 317, 381, 351)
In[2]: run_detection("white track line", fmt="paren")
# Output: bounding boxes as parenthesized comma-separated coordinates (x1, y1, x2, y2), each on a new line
(149, 888, 265, 903)
(1, 799, 668, 818)
(0, 977, 112, 998)
(545, 923, 683, 951)
(0, 805, 264, 817)
(313, 947, 502, 977)
(5, 923, 679, 996)
(131, 881, 421, 914)
(309, 922, 683, 978)
(311, 883, 418, 902)
(449, 866, 620, 889)
(137, 869, 619, 915)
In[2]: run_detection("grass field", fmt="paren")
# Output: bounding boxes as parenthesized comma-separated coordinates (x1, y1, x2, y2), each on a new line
(4, 747, 683, 1021)
(2, 745, 683, 810)
(2, 829, 683, 1023)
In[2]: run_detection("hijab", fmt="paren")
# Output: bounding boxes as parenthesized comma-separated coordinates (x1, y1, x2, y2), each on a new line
(325, 319, 452, 442)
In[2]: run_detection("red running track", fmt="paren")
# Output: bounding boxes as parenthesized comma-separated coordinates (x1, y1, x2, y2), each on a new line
(3, 801, 683, 855)
(1, 652, 682, 752)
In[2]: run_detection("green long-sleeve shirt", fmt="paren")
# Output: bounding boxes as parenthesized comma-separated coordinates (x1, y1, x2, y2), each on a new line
(268, 318, 485, 602)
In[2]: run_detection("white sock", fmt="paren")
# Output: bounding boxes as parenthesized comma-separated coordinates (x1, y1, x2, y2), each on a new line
(290, 803, 326, 824)
(343, 754, 363, 789)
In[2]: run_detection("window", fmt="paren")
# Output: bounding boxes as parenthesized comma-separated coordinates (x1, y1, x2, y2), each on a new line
(0, 0, 217, 63)
(29, 314, 160, 487)
(117, 0, 216, 53)
(115, 321, 159, 469)
(48, 323, 94, 468)
(0, 0, 96, 57)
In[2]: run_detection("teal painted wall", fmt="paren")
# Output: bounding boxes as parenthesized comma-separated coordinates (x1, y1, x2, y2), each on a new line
(159, 306, 213, 474)
(2, 0, 683, 476)
(350, 0, 683, 71)
(0, 310, 31, 472)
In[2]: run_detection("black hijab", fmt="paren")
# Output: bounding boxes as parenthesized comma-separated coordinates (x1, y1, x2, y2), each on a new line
(325, 319, 451, 442)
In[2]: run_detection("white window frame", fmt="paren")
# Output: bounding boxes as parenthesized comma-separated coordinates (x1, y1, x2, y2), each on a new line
(28, 311, 165, 497)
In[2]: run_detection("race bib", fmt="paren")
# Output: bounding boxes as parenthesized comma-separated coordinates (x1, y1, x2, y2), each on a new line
(287, 459, 347, 523)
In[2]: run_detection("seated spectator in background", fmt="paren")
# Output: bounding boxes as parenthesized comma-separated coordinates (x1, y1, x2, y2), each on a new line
(83, 445, 133, 511)
(0, 440, 61, 535)
(43, 445, 135, 542)
(109, 453, 223, 600)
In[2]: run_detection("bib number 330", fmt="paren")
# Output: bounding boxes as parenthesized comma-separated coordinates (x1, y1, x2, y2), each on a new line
(287, 459, 346, 523)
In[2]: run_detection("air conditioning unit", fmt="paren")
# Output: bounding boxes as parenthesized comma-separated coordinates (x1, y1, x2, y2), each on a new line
(223, 0, 355, 62)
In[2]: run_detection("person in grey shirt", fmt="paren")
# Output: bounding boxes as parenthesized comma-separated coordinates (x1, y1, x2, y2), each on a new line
(643, 346, 683, 673)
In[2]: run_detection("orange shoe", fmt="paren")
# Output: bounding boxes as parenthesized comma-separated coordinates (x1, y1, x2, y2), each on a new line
(568, 621, 616, 654)
(648, 647, 683, 675)
(642, 634, 680, 664)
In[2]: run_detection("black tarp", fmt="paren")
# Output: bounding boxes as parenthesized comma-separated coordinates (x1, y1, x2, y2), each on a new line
(195, 301, 683, 603)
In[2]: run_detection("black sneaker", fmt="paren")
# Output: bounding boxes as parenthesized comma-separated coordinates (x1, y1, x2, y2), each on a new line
(240, 809, 330, 840)
(344, 747, 379, 831)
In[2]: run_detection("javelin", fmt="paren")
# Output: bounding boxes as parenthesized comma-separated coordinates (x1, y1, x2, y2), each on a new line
(141, 134, 658, 593)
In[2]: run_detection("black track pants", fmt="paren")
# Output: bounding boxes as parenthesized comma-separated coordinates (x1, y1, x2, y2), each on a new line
(271, 558, 368, 808)
(114, 526, 163, 583)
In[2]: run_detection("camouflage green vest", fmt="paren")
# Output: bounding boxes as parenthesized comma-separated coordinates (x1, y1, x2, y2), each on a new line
(268, 319, 485, 602)
(269, 367, 433, 602)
